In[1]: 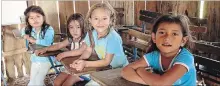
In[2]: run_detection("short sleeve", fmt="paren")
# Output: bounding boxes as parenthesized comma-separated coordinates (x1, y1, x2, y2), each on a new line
(106, 36, 124, 55)
(67, 37, 73, 44)
(36, 26, 54, 46)
(173, 49, 194, 72)
(144, 51, 159, 67)
(21, 28, 26, 37)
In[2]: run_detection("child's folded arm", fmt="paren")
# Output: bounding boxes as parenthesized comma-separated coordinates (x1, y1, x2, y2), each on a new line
(136, 64, 187, 85)
(121, 57, 147, 85)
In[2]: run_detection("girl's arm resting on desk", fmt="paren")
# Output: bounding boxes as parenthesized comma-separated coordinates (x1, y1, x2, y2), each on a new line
(71, 53, 114, 71)
(35, 39, 69, 56)
(85, 53, 114, 68)
(136, 64, 187, 85)
(121, 57, 147, 85)
(46, 39, 69, 51)
(56, 43, 87, 61)
(78, 46, 92, 60)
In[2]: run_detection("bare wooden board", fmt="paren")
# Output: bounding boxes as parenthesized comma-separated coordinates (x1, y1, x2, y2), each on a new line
(122, 29, 151, 42)
(90, 68, 144, 86)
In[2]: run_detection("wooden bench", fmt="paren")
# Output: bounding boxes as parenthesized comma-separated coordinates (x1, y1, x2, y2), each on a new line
(194, 42, 220, 85)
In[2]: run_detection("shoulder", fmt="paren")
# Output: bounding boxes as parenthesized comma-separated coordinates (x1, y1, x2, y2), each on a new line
(45, 26, 54, 33)
(144, 50, 160, 58)
(107, 28, 121, 41)
(47, 26, 54, 30)
(177, 48, 194, 60)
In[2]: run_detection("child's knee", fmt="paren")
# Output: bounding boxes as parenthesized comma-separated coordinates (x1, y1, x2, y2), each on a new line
(54, 78, 62, 86)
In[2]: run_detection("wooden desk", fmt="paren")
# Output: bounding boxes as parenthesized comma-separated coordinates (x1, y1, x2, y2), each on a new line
(90, 68, 144, 86)
(28, 44, 66, 57)
(29, 44, 102, 75)
(60, 56, 98, 75)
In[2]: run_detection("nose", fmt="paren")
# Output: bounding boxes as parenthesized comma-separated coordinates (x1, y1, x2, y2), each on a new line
(33, 17, 38, 21)
(164, 34, 171, 42)
(97, 19, 102, 24)
(73, 28, 77, 33)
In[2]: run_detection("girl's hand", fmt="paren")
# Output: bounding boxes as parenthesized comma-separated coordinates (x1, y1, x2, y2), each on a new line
(23, 35, 29, 39)
(70, 60, 86, 71)
(56, 53, 65, 61)
(35, 48, 47, 56)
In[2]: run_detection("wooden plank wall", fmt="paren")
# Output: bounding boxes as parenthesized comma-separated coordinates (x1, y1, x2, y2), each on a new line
(26, 1, 219, 42)
(205, 1, 220, 42)
(37, 1, 60, 36)
(75, 1, 89, 18)
(59, 1, 74, 35)
(108, 1, 134, 25)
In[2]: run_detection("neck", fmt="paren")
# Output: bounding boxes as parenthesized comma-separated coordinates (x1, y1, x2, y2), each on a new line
(73, 37, 81, 42)
(160, 49, 180, 59)
(97, 29, 109, 39)
(34, 27, 41, 33)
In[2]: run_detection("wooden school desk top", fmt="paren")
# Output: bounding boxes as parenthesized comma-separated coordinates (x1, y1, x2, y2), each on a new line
(90, 68, 144, 86)
(28, 44, 66, 57)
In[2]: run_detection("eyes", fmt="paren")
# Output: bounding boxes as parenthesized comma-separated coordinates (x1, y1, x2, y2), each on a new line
(157, 31, 180, 36)
(29, 15, 41, 20)
(69, 26, 81, 30)
(92, 17, 108, 21)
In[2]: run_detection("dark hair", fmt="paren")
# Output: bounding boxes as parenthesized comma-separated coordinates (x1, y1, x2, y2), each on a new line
(24, 5, 50, 39)
(66, 13, 86, 42)
(147, 14, 194, 53)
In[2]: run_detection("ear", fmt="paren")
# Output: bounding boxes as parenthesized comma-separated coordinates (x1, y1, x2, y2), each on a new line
(151, 33, 156, 43)
(181, 36, 189, 46)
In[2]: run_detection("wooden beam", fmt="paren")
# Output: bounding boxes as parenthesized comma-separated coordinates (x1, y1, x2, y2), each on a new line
(139, 15, 155, 24)
(122, 29, 151, 42)
(122, 39, 148, 52)
(189, 25, 207, 33)
(188, 17, 207, 25)
(139, 10, 161, 18)
(3, 48, 27, 57)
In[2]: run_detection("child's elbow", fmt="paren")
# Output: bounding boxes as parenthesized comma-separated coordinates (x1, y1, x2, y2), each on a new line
(121, 66, 129, 78)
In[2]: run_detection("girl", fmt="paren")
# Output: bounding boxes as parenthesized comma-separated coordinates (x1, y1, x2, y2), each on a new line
(71, 2, 129, 72)
(21, 5, 54, 85)
(35, 13, 87, 86)
(121, 14, 196, 85)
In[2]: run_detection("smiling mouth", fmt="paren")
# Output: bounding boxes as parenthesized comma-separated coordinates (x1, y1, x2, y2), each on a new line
(34, 22, 39, 24)
(97, 26, 104, 28)
(162, 44, 172, 47)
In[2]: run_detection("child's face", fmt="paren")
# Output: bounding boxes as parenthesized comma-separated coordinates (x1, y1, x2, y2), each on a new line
(152, 22, 188, 54)
(68, 20, 82, 40)
(28, 12, 44, 29)
(89, 8, 111, 34)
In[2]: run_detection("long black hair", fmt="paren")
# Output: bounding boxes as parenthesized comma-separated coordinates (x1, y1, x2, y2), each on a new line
(147, 14, 194, 53)
(24, 5, 50, 39)
(66, 13, 86, 42)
